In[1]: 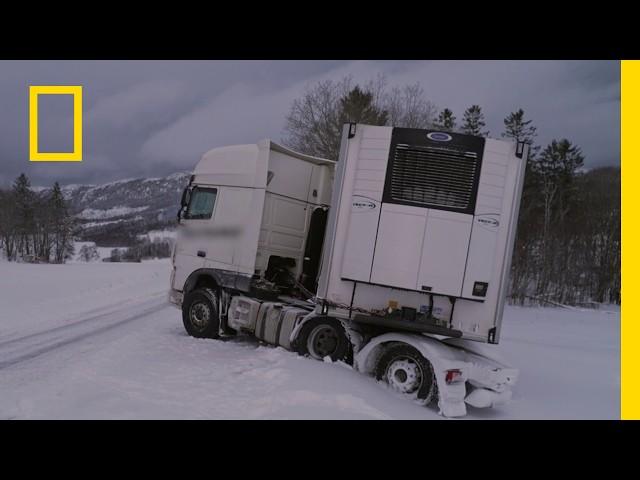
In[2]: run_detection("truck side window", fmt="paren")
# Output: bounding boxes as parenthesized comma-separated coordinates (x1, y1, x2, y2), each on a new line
(185, 187, 217, 220)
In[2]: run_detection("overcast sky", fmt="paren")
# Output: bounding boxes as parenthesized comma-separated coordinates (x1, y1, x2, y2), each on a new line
(0, 60, 620, 188)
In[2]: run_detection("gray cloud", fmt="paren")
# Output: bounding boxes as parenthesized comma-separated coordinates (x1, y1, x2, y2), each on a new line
(0, 60, 619, 188)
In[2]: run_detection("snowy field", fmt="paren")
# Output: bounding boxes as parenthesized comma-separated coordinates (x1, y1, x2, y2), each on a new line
(0, 260, 619, 419)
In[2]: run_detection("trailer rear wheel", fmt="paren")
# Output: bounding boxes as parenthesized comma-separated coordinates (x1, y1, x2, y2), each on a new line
(375, 344, 437, 405)
(295, 317, 350, 362)
(182, 288, 220, 339)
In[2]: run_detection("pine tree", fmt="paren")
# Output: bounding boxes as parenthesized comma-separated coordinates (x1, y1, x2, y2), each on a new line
(532, 139, 585, 300)
(0, 189, 18, 260)
(534, 139, 585, 224)
(338, 86, 388, 126)
(12, 173, 35, 258)
(34, 191, 52, 261)
(50, 181, 75, 263)
(434, 108, 456, 131)
(461, 105, 489, 136)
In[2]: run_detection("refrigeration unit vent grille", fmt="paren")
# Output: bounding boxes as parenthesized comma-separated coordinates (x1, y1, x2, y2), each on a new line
(388, 143, 480, 212)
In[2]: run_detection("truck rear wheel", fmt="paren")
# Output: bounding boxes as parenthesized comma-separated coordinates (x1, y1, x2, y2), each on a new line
(182, 288, 220, 339)
(375, 344, 437, 405)
(295, 317, 351, 363)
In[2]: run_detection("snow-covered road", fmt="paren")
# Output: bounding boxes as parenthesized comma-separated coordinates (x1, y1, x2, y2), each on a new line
(0, 296, 166, 370)
(0, 260, 620, 419)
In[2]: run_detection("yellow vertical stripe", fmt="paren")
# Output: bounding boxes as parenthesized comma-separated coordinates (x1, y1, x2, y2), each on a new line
(622, 60, 638, 419)
(28, 86, 39, 160)
(73, 85, 83, 160)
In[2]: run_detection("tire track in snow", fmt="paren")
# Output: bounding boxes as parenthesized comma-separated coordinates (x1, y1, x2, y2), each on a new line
(0, 291, 166, 348)
(0, 298, 169, 370)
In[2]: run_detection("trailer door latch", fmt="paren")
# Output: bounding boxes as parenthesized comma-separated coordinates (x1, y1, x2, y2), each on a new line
(488, 327, 497, 344)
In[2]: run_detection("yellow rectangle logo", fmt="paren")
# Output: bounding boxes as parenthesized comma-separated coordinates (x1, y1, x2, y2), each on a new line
(29, 85, 82, 162)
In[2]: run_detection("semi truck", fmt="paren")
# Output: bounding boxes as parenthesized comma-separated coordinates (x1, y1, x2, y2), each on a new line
(168, 123, 528, 417)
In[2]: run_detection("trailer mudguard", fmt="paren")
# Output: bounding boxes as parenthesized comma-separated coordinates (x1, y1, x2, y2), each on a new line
(353, 332, 469, 417)
(182, 268, 252, 295)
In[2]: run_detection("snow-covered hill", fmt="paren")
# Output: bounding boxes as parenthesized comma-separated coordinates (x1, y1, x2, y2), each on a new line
(42, 172, 190, 245)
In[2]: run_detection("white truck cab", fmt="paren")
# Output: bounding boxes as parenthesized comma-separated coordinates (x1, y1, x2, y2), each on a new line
(169, 124, 528, 417)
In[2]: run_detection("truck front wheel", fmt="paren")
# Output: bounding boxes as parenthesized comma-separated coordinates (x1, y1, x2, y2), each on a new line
(375, 344, 437, 405)
(182, 288, 220, 339)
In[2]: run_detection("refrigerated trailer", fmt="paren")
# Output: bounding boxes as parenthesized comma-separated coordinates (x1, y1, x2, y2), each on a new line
(169, 123, 528, 417)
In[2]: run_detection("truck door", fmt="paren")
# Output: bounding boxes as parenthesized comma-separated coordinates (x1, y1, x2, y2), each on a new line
(172, 186, 218, 291)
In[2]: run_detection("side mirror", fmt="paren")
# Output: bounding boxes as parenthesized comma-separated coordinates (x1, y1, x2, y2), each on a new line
(180, 186, 191, 208)
(178, 187, 191, 222)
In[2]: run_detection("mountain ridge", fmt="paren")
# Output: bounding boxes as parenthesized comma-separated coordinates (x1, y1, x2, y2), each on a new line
(38, 171, 191, 246)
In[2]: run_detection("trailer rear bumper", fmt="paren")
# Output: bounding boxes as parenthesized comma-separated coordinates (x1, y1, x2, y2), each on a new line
(462, 363, 518, 410)
(465, 363, 518, 393)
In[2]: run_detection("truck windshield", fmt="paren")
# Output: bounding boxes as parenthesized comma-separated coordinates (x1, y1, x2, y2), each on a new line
(185, 187, 217, 220)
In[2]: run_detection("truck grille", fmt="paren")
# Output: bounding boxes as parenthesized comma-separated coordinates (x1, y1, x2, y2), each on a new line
(388, 143, 480, 211)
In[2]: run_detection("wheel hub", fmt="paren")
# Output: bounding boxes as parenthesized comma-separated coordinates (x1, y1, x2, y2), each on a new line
(307, 325, 339, 360)
(190, 302, 210, 329)
(386, 358, 423, 394)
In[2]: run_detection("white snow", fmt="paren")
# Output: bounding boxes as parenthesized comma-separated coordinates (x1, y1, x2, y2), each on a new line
(0, 260, 620, 419)
(77, 206, 149, 220)
(137, 229, 177, 242)
(80, 219, 125, 229)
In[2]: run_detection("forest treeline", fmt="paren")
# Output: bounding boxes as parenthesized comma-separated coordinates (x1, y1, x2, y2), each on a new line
(0, 174, 76, 263)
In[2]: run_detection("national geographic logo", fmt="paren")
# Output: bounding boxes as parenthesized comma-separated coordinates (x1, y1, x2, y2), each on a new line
(29, 85, 83, 162)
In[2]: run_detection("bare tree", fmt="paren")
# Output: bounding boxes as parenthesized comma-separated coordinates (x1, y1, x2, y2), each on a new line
(0, 189, 18, 260)
(383, 83, 437, 128)
(283, 77, 353, 161)
(282, 75, 437, 161)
